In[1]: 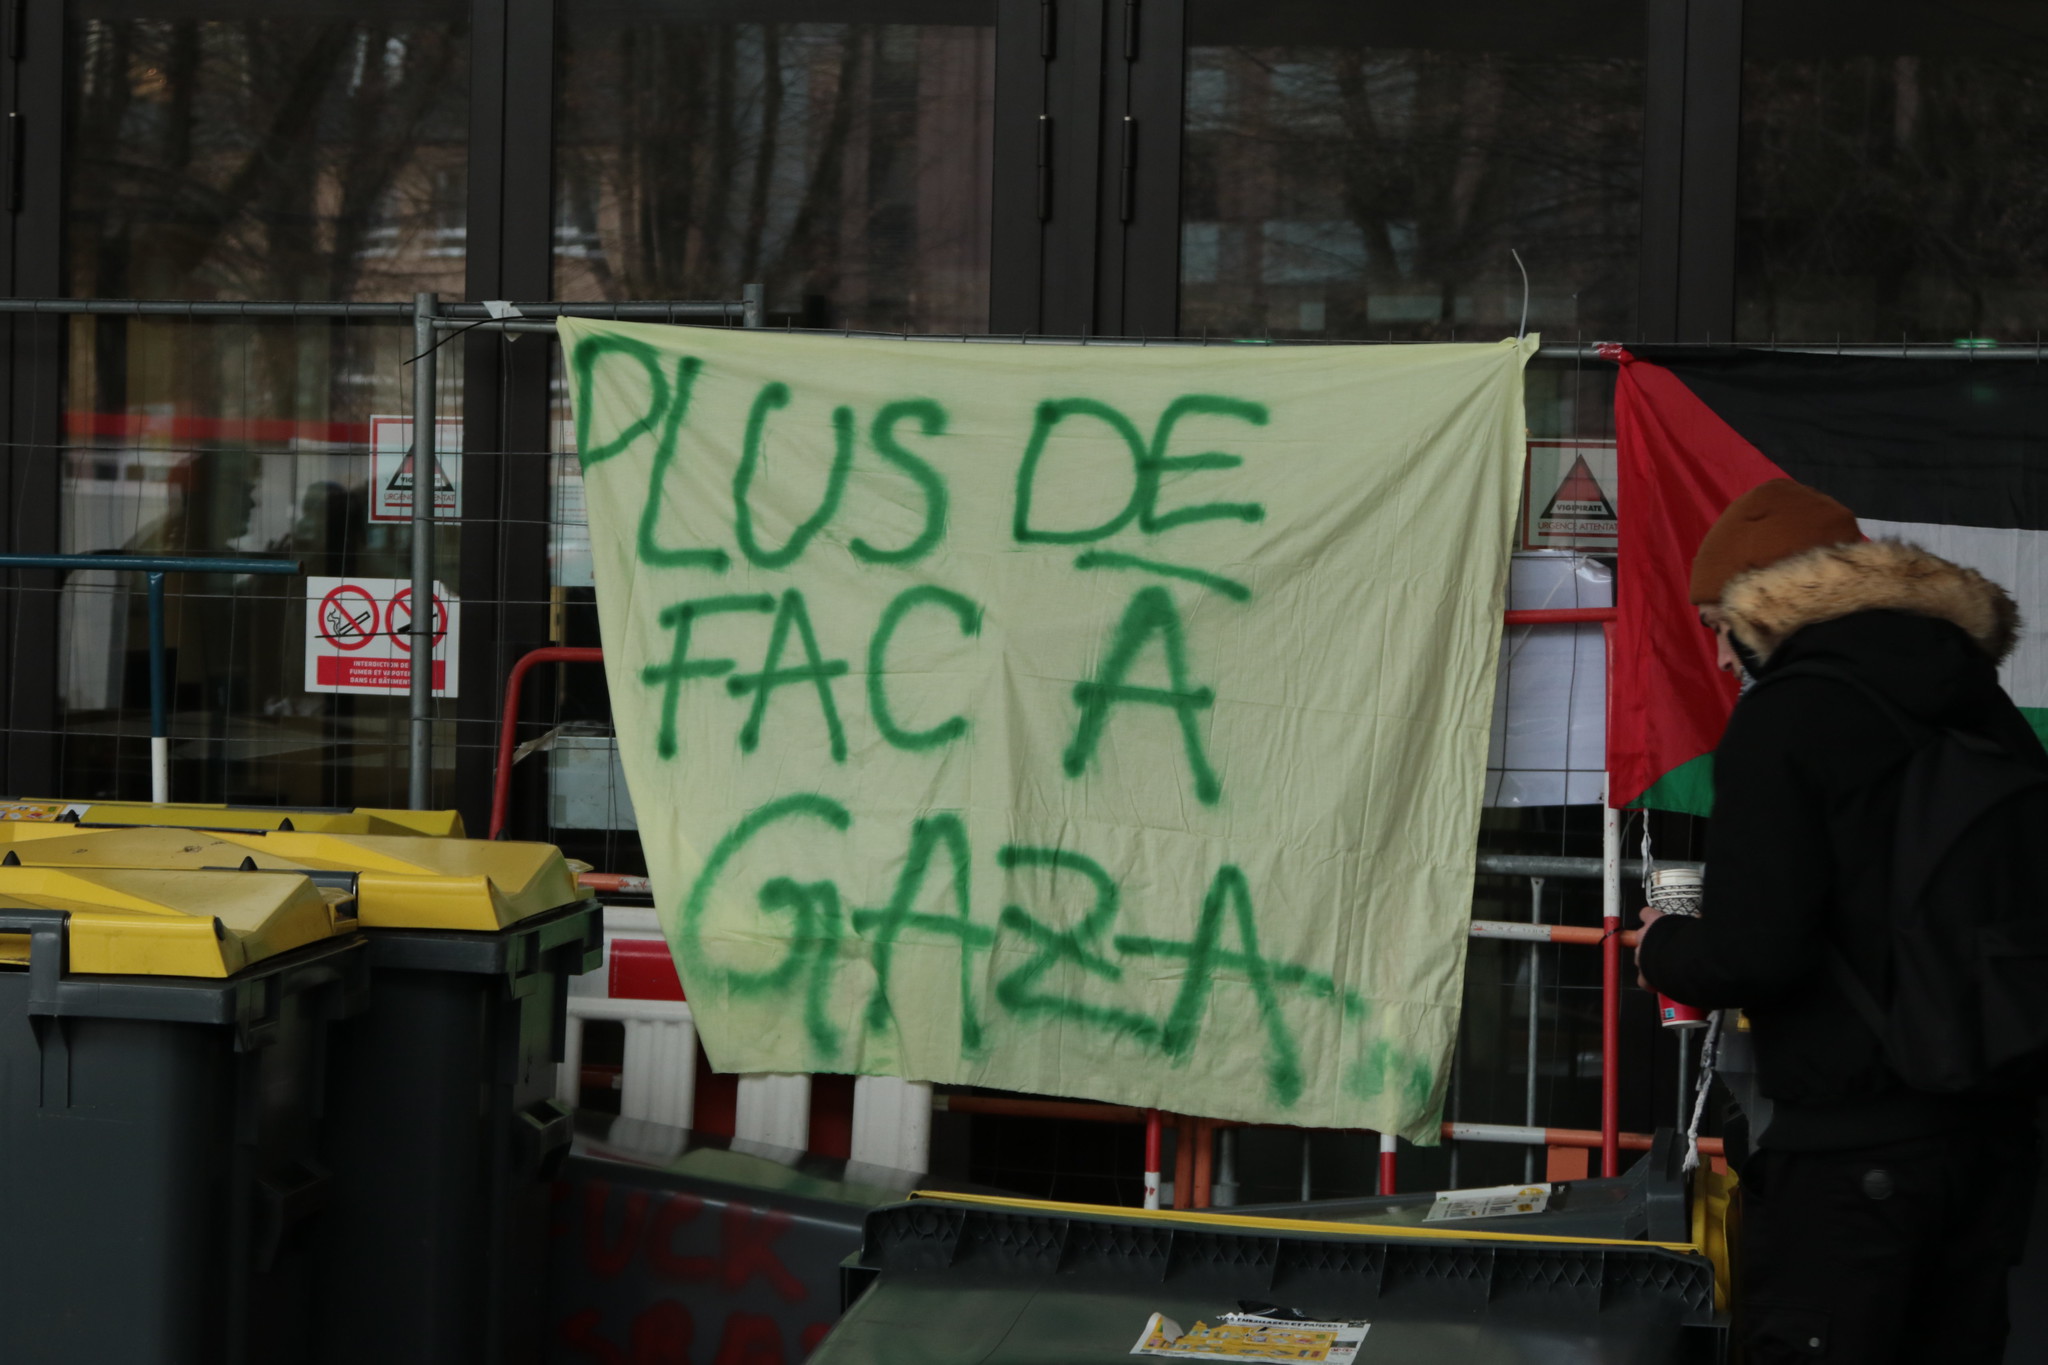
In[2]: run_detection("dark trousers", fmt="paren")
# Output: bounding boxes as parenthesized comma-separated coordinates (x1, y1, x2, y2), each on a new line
(1738, 1124, 2037, 1363)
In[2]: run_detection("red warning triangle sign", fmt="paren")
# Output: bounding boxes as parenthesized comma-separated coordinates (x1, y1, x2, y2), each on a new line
(385, 446, 457, 495)
(1540, 455, 1616, 522)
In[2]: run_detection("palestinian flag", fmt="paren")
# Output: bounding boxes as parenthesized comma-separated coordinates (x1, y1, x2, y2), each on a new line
(1606, 345, 2048, 815)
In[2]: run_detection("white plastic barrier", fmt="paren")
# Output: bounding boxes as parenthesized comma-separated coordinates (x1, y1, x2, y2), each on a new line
(560, 994, 698, 1127)
(851, 1076, 933, 1171)
(563, 900, 935, 1168)
(734, 1074, 812, 1151)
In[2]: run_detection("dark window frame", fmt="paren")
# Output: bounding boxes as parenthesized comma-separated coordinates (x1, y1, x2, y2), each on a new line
(2, 0, 1753, 813)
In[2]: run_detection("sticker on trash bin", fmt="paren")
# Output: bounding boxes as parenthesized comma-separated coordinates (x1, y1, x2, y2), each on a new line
(0, 800, 89, 822)
(304, 576, 460, 697)
(1423, 1182, 1552, 1221)
(1131, 1312, 1370, 1361)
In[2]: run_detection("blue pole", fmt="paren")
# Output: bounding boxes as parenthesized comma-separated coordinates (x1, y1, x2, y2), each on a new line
(0, 553, 301, 804)
(0, 554, 299, 575)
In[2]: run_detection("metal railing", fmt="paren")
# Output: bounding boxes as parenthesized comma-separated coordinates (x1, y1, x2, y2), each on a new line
(491, 646, 606, 839)
(514, 600, 1651, 1202)
(0, 553, 301, 802)
(0, 287, 760, 809)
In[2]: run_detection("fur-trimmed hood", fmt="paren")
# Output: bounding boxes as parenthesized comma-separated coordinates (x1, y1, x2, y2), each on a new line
(1720, 538, 2021, 665)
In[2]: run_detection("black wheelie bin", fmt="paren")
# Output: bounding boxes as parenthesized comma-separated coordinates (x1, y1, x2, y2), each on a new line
(0, 823, 603, 1365)
(0, 865, 365, 1365)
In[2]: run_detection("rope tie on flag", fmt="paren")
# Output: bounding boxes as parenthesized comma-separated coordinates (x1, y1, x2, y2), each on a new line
(1639, 821, 1720, 1171)
(1685, 1012, 1723, 1174)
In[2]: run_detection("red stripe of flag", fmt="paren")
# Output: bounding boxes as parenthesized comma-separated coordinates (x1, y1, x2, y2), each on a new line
(1607, 348, 1790, 811)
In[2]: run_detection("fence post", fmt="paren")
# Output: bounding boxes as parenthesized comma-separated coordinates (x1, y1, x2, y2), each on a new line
(1601, 779, 1622, 1177)
(408, 291, 438, 809)
(1525, 875, 1544, 1182)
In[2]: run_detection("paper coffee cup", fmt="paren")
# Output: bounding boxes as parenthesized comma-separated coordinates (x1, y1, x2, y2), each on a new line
(1648, 868, 1708, 1030)
(1659, 997, 1708, 1029)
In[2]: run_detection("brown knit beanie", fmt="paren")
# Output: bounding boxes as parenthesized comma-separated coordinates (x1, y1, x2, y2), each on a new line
(1689, 479, 1862, 605)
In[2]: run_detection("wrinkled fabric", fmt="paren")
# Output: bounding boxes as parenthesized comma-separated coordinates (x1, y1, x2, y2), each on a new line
(559, 319, 1531, 1136)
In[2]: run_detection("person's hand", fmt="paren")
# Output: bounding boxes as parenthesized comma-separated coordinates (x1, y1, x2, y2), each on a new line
(1634, 907, 1665, 991)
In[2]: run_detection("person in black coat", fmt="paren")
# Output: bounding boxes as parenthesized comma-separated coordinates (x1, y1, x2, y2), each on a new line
(1636, 479, 2040, 1365)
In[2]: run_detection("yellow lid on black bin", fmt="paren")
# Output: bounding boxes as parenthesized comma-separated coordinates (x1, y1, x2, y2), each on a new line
(0, 827, 579, 933)
(0, 865, 357, 977)
(0, 799, 464, 838)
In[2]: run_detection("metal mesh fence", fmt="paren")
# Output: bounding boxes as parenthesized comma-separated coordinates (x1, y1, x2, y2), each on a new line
(2, 314, 1684, 1198)
(22, 312, 445, 809)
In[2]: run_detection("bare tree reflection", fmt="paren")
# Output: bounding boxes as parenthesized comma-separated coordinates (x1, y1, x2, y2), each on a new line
(63, 14, 468, 808)
(1740, 48, 2048, 340)
(72, 19, 466, 304)
(556, 21, 993, 334)
(1182, 45, 1643, 341)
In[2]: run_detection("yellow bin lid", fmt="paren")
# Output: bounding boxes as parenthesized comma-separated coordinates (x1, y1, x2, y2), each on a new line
(0, 865, 356, 978)
(0, 799, 464, 838)
(0, 827, 579, 933)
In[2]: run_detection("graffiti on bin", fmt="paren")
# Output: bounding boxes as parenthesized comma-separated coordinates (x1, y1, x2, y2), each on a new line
(551, 1177, 847, 1364)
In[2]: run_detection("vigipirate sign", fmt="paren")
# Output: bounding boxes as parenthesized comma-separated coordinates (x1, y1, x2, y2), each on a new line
(1522, 439, 1618, 551)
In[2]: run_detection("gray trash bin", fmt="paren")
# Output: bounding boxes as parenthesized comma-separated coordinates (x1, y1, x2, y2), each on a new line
(0, 826, 602, 1365)
(311, 895, 602, 1365)
(0, 868, 365, 1365)
(821, 1195, 1726, 1364)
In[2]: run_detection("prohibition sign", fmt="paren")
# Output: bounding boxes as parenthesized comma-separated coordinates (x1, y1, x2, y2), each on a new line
(317, 584, 380, 651)
(386, 587, 449, 653)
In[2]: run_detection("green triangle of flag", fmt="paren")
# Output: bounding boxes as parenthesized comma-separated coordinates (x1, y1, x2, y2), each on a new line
(1628, 752, 1715, 817)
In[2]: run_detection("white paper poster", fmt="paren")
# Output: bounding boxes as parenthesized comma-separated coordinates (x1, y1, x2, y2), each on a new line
(1131, 1312, 1370, 1361)
(551, 451, 595, 588)
(1485, 552, 1611, 807)
(1424, 1182, 1552, 1221)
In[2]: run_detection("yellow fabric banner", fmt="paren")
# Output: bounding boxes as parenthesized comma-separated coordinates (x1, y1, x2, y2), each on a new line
(560, 320, 1532, 1138)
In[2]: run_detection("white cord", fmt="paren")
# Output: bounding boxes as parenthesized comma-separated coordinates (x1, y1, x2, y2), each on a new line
(1511, 249, 1530, 341)
(1683, 1012, 1723, 1174)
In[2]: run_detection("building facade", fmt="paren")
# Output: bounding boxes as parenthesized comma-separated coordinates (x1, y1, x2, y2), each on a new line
(2, 0, 2044, 1195)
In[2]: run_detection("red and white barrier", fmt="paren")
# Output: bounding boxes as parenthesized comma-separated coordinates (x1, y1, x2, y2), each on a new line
(562, 901, 933, 1168)
(528, 589, 1634, 1200)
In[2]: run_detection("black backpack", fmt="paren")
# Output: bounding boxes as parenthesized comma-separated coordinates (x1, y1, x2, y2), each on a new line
(1761, 661, 2048, 1095)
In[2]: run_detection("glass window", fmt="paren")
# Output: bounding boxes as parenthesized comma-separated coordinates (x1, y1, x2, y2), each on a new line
(1739, 1, 2048, 341)
(1181, 4, 1645, 341)
(54, 317, 464, 810)
(59, 4, 468, 807)
(554, 3, 996, 332)
(69, 6, 469, 301)
(544, 2, 995, 854)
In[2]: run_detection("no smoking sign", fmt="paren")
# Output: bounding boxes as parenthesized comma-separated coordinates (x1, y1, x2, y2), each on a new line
(385, 588, 449, 652)
(318, 584, 380, 651)
(305, 576, 460, 698)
